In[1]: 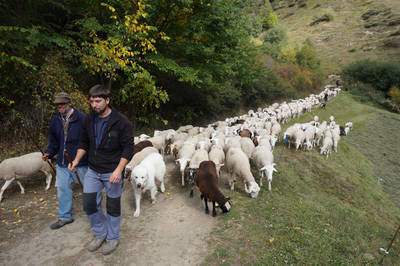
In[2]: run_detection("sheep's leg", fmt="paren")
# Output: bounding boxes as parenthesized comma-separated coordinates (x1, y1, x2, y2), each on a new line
(134, 190, 142, 217)
(190, 185, 194, 198)
(16, 181, 25, 194)
(41, 170, 52, 190)
(229, 178, 235, 191)
(268, 181, 272, 192)
(204, 196, 209, 214)
(259, 171, 264, 187)
(212, 201, 217, 217)
(0, 178, 15, 202)
(181, 171, 185, 186)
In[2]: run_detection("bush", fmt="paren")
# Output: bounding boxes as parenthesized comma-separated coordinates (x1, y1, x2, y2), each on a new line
(388, 17, 400, 26)
(264, 12, 278, 29)
(361, 9, 380, 20)
(310, 13, 333, 26)
(364, 21, 379, 28)
(298, 0, 307, 8)
(388, 87, 400, 104)
(342, 60, 400, 92)
(346, 81, 386, 104)
(263, 27, 286, 45)
(390, 29, 400, 36)
(295, 39, 320, 71)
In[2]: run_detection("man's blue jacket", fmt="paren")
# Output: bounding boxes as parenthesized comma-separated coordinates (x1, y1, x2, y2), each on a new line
(45, 108, 88, 167)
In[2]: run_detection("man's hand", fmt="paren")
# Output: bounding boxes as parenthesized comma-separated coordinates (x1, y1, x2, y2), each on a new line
(68, 160, 78, 172)
(42, 153, 49, 162)
(109, 168, 122, 184)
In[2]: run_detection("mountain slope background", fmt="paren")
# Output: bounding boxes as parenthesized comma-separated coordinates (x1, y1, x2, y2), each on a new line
(273, 0, 400, 72)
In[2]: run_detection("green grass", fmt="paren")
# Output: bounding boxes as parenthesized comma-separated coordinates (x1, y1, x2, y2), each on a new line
(273, 0, 400, 73)
(203, 92, 400, 265)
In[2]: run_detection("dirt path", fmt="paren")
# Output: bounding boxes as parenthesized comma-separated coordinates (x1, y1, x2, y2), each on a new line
(0, 156, 218, 265)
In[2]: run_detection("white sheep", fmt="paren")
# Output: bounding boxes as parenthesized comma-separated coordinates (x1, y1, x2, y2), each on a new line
(125, 147, 159, 179)
(0, 152, 53, 202)
(294, 129, 306, 150)
(188, 149, 209, 197)
(208, 145, 225, 178)
(332, 130, 341, 153)
(320, 133, 333, 158)
(225, 148, 260, 198)
(344, 126, 350, 136)
(240, 137, 255, 159)
(251, 146, 277, 191)
(176, 142, 196, 186)
(345, 122, 353, 130)
(304, 126, 316, 151)
(271, 122, 281, 140)
(148, 135, 167, 155)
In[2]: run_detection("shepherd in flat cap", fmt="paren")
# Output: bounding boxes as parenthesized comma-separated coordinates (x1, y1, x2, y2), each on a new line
(42, 92, 88, 230)
(53, 92, 72, 104)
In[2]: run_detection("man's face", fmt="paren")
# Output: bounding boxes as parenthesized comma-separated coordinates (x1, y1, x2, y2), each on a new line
(90, 96, 109, 116)
(56, 102, 71, 115)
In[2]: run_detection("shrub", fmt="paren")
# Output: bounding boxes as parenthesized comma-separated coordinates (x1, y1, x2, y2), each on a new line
(390, 29, 400, 36)
(388, 87, 400, 104)
(342, 60, 400, 92)
(298, 0, 307, 8)
(295, 39, 320, 71)
(361, 9, 380, 20)
(310, 13, 333, 26)
(364, 21, 379, 28)
(264, 12, 278, 29)
(346, 81, 386, 104)
(388, 17, 400, 26)
(263, 27, 287, 45)
(278, 46, 297, 64)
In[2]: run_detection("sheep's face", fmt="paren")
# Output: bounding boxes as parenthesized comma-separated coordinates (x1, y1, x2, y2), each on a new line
(176, 158, 190, 173)
(245, 182, 260, 198)
(131, 166, 148, 190)
(261, 164, 277, 182)
(124, 166, 132, 179)
(220, 199, 232, 213)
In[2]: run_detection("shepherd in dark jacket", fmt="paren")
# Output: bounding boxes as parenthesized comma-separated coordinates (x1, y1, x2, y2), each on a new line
(43, 92, 88, 230)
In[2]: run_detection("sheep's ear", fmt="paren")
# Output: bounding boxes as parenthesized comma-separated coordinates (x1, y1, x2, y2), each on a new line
(273, 167, 278, 173)
(219, 163, 224, 167)
(259, 166, 266, 171)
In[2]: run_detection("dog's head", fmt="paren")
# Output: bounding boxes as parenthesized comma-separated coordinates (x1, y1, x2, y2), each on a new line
(131, 166, 148, 191)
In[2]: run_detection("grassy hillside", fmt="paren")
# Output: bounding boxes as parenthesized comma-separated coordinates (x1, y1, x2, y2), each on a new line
(204, 92, 400, 264)
(274, 0, 400, 72)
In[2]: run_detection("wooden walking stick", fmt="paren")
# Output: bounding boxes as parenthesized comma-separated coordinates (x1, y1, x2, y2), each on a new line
(379, 223, 400, 265)
(63, 150, 83, 190)
(21, 123, 57, 176)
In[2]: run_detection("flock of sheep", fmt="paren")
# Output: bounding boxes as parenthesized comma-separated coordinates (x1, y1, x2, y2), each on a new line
(0, 84, 352, 217)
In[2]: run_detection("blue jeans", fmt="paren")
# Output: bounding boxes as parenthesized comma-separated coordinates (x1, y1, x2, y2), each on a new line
(83, 168, 123, 242)
(56, 165, 88, 221)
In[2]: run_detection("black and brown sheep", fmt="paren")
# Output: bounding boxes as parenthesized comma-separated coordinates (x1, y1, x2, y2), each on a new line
(195, 161, 231, 217)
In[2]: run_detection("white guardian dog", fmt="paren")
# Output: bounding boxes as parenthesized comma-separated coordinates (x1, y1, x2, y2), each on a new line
(130, 153, 166, 217)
